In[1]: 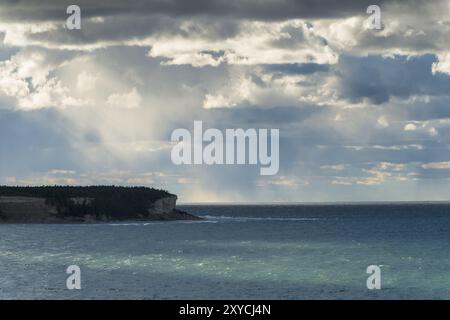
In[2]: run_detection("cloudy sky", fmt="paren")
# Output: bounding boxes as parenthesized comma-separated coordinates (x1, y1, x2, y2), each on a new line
(1, 0, 450, 202)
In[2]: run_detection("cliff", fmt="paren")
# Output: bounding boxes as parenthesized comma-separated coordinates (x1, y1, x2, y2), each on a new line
(0, 186, 200, 223)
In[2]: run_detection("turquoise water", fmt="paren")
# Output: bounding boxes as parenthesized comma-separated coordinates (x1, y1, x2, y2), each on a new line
(0, 204, 449, 299)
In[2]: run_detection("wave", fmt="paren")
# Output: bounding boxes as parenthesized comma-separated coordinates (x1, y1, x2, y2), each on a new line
(176, 220, 218, 224)
(108, 222, 156, 226)
(200, 215, 323, 222)
(62, 216, 315, 226)
(108, 220, 218, 226)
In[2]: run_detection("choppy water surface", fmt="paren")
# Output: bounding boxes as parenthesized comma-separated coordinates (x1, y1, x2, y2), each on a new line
(0, 204, 449, 299)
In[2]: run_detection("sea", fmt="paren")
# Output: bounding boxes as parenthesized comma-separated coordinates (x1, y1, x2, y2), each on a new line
(0, 204, 449, 299)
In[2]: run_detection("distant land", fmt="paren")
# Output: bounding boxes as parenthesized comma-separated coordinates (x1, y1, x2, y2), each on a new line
(0, 186, 201, 223)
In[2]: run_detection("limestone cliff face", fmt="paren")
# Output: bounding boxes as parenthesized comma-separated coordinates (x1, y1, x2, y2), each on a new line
(148, 195, 177, 214)
(0, 194, 199, 223)
(146, 195, 200, 220)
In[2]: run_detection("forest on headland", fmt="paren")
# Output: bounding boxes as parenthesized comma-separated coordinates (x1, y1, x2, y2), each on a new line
(0, 186, 174, 219)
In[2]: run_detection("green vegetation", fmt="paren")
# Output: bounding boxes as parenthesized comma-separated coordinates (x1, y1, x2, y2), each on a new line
(0, 186, 173, 220)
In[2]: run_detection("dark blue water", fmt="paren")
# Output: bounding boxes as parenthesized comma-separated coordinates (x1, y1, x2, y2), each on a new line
(0, 204, 449, 299)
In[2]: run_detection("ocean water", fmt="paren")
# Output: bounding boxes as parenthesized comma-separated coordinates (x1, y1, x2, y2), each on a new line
(0, 204, 449, 299)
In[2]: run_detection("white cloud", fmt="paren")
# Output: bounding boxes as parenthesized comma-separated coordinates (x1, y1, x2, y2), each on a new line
(106, 87, 143, 109)
(432, 52, 450, 75)
(404, 123, 417, 131)
(377, 116, 389, 128)
(320, 164, 346, 171)
(203, 94, 237, 109)
(50, 169, 76, 175)
(0, 49, 87, 109)
(331, 162, 408, 186)
(76, 71, 98, 92)
(376, 162, 406, 172)
(428, 127, 439, 137)
(256, 176, 309, 187)
(19, 77, 85, 110)
(149, 20, 339, 67)
(0, 22, 57, 47)
(421, 161, 450, 169)
(344, 144, 423, 151)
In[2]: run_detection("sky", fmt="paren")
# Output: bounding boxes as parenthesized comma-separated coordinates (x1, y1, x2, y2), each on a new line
(1, 0, 450, 203)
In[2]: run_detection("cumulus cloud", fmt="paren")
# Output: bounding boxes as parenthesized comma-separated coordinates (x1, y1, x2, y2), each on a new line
(432, 53, 450, 76)
(404, 123, 417, 131)
(331, 162, 411, 186)
(106, 87, 143, 109)
(421, 161, 450, 170)
(76, 71, 98, 92)
(0, 49, 87, 109)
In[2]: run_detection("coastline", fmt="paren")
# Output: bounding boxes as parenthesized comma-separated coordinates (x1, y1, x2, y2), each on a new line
(0, 186, 202, 223)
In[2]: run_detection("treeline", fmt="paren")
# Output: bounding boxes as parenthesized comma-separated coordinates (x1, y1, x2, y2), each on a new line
(0, 186, 174, 219)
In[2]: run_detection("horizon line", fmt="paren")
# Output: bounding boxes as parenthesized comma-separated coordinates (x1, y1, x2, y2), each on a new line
(178, 200, 450, 205)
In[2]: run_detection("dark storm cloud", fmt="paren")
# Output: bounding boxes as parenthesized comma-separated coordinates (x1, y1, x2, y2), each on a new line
(0, 0, 426, 22)
(390, 97, 450, 121)
(337, 54, 450, 104)
(0, 0, 410, 48)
